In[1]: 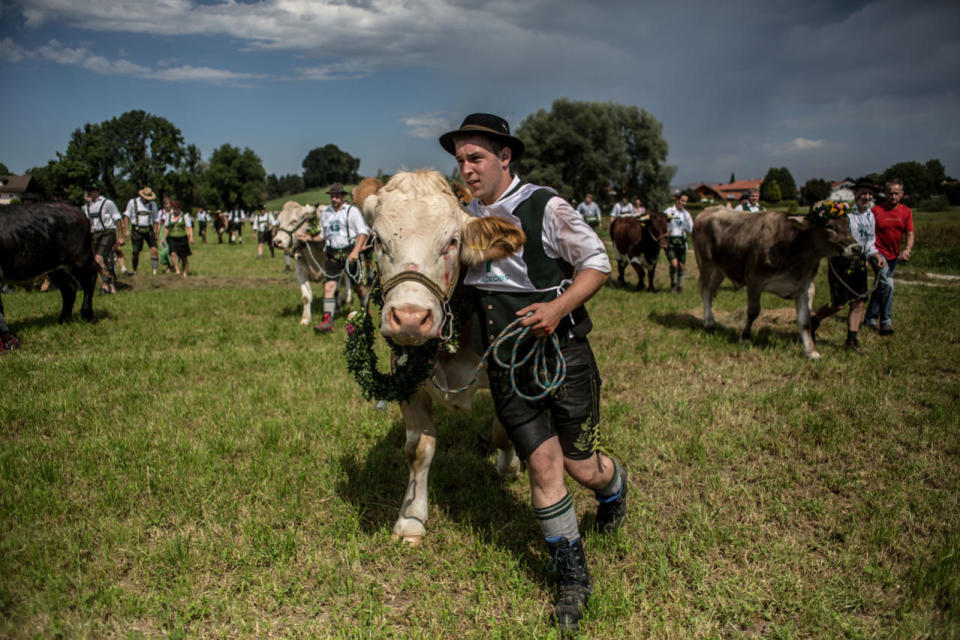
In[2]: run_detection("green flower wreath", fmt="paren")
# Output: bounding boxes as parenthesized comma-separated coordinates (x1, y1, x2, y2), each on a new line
(807, 200, 850, 226)
(344, 280, 473, 404)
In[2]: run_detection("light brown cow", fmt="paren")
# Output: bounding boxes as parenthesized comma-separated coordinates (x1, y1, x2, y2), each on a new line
(359, 170, 525, 544)
(693, 206, 858, 358)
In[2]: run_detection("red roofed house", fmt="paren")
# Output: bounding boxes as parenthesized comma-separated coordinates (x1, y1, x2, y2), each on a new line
(710, 179, 763, 202)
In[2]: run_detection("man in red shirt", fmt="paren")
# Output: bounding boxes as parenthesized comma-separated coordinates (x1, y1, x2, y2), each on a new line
(865, 179, 914, 334)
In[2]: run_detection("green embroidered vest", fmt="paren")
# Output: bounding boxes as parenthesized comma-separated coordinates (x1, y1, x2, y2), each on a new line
(476, 187, 592, 346)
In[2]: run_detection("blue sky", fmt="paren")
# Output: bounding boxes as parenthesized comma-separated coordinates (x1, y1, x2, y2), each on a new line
(1, 0, 958, 188)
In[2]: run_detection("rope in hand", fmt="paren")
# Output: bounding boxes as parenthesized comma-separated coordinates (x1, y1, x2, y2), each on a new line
(431, 313, 567, 402)
(828, 256, 884, 300)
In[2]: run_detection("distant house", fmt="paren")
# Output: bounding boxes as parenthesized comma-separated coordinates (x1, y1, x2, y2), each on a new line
(673, 178, 766, 204)
(0, 175, 39, 205)
(828, 180, 855, 202)
(690, 183, 724, 201)
(711, 179, 763, 202)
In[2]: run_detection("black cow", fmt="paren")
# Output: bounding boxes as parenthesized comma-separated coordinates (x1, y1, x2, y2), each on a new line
(609, 212, 669, 291)
(0, 202, 100, 351)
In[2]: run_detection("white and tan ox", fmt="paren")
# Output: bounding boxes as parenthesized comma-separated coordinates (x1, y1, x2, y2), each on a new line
(693, 206, 859, 359)
(271, 201, 323, 325)
(357, 170, 526, 545)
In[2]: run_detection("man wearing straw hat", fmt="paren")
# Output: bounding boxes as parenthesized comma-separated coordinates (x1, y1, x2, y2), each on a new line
(439, 113, 628, 634)
(123, 187, 160, 275)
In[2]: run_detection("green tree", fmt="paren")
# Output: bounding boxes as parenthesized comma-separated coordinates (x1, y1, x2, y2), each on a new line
(167, 144, 205, 209)
(761, 178, 782, 203)
(205, 144, 267, 210)
(514, 99, 675, 211)
(799, 178, 830, 205)
(58, 110, 187, 203)
(0, 162, 9, 174)
(729, 172, 735, 184)
(881, 160, 942, 200)
(302, 144, 360, 189)
(762, 167, 797, 201)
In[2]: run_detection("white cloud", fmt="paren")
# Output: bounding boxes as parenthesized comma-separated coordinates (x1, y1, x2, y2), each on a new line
(790, 138, 826, 152)
(401, 113, 453, 139)
(0, 37, 26, 62)
(13, 38, 267, 85)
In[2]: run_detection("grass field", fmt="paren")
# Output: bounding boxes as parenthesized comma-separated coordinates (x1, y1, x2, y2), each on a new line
(1, 210, 958, 638)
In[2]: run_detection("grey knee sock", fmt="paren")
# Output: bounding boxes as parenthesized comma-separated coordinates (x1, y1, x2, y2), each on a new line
(535, 492, 581, 544)
(323, 297, 336, 317)
(595, 459, 623, 501)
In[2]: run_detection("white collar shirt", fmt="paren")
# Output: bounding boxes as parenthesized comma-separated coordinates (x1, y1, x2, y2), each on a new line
(84, 196, 122, 232)
(464, 175, 610, 293)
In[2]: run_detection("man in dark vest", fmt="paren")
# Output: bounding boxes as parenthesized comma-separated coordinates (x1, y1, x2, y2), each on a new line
(439, 113, 628, 633)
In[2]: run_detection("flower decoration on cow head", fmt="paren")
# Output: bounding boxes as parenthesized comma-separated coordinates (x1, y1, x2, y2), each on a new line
(807, 200, 850, 226)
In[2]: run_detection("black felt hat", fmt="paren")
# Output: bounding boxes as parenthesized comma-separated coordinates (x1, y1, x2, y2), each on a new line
(439, 113, 525, 160)
(853, 177, 877, 194)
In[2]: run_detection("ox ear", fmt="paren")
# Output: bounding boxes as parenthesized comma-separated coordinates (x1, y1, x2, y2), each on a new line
(788, 215, 811, 230)
(461, 216, 526, 266)
(354, 177, 384, 226)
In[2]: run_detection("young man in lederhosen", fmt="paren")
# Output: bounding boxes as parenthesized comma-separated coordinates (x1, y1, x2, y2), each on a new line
(439, 113, 628, 633)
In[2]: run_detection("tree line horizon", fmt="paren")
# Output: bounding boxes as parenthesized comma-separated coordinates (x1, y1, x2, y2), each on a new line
(5, 100, 957, 211)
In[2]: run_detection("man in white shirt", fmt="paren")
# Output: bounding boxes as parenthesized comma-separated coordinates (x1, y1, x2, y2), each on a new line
(735, 188, 765, 213)
(251, 206, 277, 259)
(228, 204, 246, 244)
(123, 187, 160, 275)
(83, 184, 123, 294)
(609, 194, 634, 221)
(438, 113, 627, 634)
(575, 193, 601, 229)
(299, 183, 369, 332)
(664, 193, 694, 292)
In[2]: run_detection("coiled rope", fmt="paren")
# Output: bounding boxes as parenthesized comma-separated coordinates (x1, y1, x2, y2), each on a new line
(431, 313, 567, 402)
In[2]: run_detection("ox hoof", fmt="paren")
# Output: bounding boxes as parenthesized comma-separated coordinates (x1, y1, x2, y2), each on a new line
(395, 534, 424, 547)
(299, 320, 310, 327)
(393, 518, 426, 544)
(807, 350, 822, 360)
(496, 453, 522, 481)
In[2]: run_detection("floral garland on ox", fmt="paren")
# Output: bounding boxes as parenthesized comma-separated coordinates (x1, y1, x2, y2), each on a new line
(807, 200, 850, 226)
(343, 284, 468, 404)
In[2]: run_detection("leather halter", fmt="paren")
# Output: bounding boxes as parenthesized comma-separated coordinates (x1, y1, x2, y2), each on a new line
(273, 216, 311, 248)
(377, 240, 458, 342)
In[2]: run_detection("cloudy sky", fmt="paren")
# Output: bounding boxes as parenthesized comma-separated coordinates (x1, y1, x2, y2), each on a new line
(1, 0, 958, 188)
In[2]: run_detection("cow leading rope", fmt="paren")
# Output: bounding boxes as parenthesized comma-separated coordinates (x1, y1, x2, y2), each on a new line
(827, 256, 884, 300)
(344, 256, 567, 404)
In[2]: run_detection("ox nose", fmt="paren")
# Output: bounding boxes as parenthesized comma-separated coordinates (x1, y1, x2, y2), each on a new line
(388, 305, 435, 341)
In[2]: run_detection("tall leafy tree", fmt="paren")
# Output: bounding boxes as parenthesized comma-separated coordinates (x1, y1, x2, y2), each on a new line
(761, 167, 797, 201)
(514, 99, 675, 211)
(301, 144, 360, 189)
(799, 178, 830, 205)
(881, 160, 943, 199)
(168, 144, 205, 209)
(58, 110, 186, 203)
(0, 162, 9, 174)
(205, 144, 267, 210)
(760, 179, 782, 203)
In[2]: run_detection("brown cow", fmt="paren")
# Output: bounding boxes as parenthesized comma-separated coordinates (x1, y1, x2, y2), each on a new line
(693, 206, 858, 358)
(609, 212, 669, 291)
